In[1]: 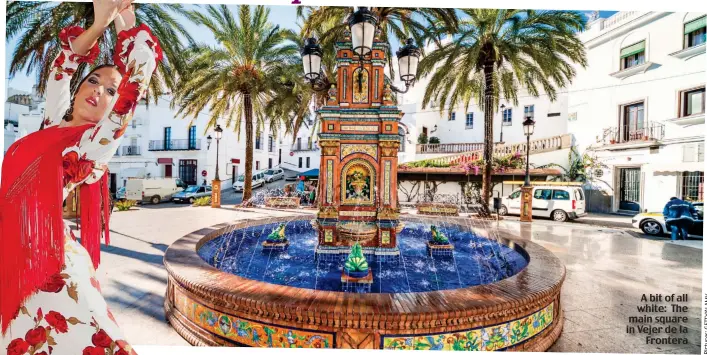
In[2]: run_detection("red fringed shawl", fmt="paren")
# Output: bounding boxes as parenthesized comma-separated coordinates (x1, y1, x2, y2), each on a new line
(0, 124, 111, 335)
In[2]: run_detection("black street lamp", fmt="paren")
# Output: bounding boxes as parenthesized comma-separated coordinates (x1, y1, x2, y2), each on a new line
(522, 115, 536, 187)
(299, 7, 420, 94)
(214, 125, 223, 181)
(206, 135, 213, 150)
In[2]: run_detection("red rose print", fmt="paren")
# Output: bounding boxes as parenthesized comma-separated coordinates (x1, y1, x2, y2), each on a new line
(114, 24, 163, 75)
(24, 326, 47, 346)
(45, 311, 69, 333)
(59, 26, 99, 64)
(82, 346, 106, 355)
(90, 277, 102, 293)
(115, 341, 136, 355)
(113, 123, 128, 140)
(113, 79, 140, 116)
(92, 329, 113, 347)
(36, 352, 48, 355)
(107, 309, 117, 324)
(39, 274, 66, 293)
(53, 52, 66, 69)
(63, 151, 94, 185)
(115, 349, 129, 355)
(6, 338, 30, 355)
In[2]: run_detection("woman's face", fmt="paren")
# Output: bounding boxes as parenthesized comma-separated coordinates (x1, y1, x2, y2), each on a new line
(72, 67, 122, 124)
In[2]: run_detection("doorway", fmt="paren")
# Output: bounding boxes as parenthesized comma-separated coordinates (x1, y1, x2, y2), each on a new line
(618, 168, 641, 212)
(179, 159, 198, 186)
(165, 164, 173, 178)
(110, 173, 117, 194)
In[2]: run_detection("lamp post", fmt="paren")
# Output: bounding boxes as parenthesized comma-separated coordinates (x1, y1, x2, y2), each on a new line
(211, 125, 223, 208)
(520, 115, 535, 222)
(301, 7, 420, 94)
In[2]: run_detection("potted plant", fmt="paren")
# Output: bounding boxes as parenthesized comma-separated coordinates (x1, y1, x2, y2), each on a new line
(428, 136, 441, 144)
(417, 132, 429, 144)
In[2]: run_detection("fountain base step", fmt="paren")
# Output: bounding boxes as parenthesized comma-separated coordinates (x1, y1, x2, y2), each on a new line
(315, 245, 400, 263)
(427, 241, 455, 257)
(341, 270, 373, 293)
(261, 240, 289, 251)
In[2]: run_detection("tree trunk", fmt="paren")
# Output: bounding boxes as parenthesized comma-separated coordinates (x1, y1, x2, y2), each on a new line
(242, 92, 254, 204)
(480, 62, 495, 216)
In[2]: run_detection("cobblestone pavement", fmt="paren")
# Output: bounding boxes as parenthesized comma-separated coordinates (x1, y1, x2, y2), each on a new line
(71, 207, 702, 352)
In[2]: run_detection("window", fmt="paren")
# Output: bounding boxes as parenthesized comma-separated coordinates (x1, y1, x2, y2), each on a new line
(163, 127, 171, 150)
(547, 112, 561, 117)
(268, 135, 274, 152)
(621, 101, 645, 142)
(680, 87, 705, 117)
(679, 172, 704, 202)
(307, 137, 312, 149)
(255, 133, 261, 150)
(298, 157, 303, 168)
(502, 108, 512, 125)
(684, 16, 706, 48)
(398, 127, 406, 152)
(465, 113, 474, 129)
(188, 126, 197, 150)
(297, 137, 302, 151)
(509, 190, 521, 199)
(533, 189, 552, 200)
(306, 157, 310, 168)
(552, 190, 570, 200)
(620, 41, 646, 70)
(448, 112, 455, 121)
(256, 161, 260, 170)
(523, 105, 535, 119)
(574, 189, 585, 201)
(268, 158, 273, 169)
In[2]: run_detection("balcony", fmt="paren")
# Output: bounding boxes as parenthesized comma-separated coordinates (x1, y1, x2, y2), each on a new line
(417, 142, 483, 154)
(148, 140, 201, 151)
(121, 146, 141, 156)
(291, 142, 318, 152)
(599, 122, 664, 150)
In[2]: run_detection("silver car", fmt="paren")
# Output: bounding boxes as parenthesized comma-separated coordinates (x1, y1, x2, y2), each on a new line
(264, 168, 285, 183)
(172, 185, 212, 204)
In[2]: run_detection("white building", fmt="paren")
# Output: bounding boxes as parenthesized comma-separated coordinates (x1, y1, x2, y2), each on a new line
(279, 119, 321, 173)
(569, 11, 706, 213)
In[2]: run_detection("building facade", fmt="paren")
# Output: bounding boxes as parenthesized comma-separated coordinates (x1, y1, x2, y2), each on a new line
(569, 11, 706, 213)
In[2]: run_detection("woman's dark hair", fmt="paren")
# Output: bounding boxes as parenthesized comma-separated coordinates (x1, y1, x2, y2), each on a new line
(62, 64, 120, 122)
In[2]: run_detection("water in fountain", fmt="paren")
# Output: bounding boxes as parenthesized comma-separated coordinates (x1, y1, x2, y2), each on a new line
(197, 219, 527, 293)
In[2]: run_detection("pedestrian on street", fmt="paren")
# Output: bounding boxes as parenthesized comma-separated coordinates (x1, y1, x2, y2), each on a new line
(662, 197, 697, 241)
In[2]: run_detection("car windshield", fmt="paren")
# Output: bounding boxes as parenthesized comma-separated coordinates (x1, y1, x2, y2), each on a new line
(185, 186, 199, 193)
(237, 175, 245, 182)
(265, 170, 275, 175)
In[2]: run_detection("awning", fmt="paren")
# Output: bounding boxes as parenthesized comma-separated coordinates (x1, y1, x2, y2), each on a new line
(157, 158, 173, 164)
(122, 167, 146, 178)
(650, 162, 705, 173)
(298, 169, 320, 178)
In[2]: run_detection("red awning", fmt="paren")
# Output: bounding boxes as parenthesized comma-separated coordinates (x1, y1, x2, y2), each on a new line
(157, 158, 173, 164)
(231, 159, 241, 164)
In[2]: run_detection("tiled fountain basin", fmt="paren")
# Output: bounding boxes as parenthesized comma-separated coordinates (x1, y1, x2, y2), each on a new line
(163, 215, 565, 350)
(416, 202, 460, 216)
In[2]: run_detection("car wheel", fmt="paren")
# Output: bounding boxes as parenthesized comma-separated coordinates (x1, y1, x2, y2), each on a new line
(552, 209, 568, 222)
(151, 195, 161, 205)
(189, 197, 195, 204)
(498, 205, 508, 216)
(640, 220, 664, 236)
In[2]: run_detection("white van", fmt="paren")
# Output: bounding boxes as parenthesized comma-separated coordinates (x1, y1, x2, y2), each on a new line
(232, 171, 266, 192)
(498, 185, 587, 222)
(126, 177, 185, 204)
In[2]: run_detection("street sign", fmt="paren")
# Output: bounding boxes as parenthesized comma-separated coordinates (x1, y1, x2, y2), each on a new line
(290, 152, 294, 156)
(201, 170, 207, 177)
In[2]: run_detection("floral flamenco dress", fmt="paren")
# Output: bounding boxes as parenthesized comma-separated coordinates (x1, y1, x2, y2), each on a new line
(0, 25, 162, 355)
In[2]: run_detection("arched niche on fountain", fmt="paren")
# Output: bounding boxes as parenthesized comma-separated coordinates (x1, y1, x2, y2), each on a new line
(340, 157, 376, 206)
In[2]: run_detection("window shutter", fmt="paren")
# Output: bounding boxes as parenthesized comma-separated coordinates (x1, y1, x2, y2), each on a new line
(684, 16, 706, 34)
(683, 144, 696, 162)
(620, 41, 646, 58)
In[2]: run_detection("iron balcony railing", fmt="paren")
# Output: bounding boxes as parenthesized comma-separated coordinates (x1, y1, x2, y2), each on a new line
(148, 139, 201, 151)
(602, 121, 665, 145)
(291, 142, 317, 152)
(121, 146, 141, 156)
(416, 142, 484, 154)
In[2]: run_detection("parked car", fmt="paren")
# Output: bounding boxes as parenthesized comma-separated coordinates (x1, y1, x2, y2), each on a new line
(632, 202, 703, 237)
(498, 185, 587, 222)
(233, 171, 266, 192)
(173, 185, 213, 204)
(126, 177, 184, 204)
(263, 168, 285, 183)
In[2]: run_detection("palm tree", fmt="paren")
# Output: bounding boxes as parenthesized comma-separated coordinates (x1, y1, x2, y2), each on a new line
(6, 1, 194, 101)
(173, 5, 298, 203)
(297, 6, 458, 79)
(418, 10, 587, 215)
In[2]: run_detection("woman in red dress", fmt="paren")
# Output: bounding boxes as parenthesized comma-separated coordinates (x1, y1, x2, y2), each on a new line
(1, 0, 162, 353)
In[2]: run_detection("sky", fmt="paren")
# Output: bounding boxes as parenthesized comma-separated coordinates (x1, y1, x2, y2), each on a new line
(4, 6, 617, 94)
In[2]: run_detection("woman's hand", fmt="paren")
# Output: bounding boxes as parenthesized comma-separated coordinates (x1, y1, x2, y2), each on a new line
(114, 5, 136, 34)
(93, 0, 132, 30)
